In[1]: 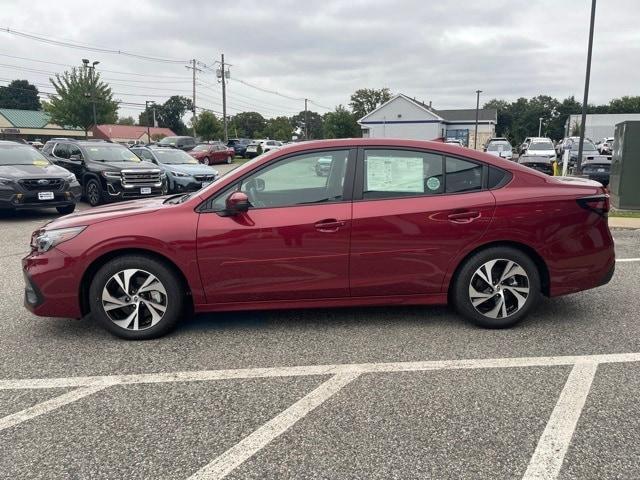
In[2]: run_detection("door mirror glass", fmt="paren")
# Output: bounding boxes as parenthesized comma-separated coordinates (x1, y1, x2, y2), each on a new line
(225, 191, 250, 214)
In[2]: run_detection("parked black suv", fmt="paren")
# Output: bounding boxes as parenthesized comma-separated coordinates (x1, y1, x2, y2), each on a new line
(227, 138, 251, 158)
(42, 139, 165, 206)
(157, 136, 197, 151)
(0, 141, 81, 214)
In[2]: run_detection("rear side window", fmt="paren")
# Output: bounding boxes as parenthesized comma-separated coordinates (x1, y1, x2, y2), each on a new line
(445, 157, 482, 193)
(363, 149, 444, 199)
(487, 166, 511, 189)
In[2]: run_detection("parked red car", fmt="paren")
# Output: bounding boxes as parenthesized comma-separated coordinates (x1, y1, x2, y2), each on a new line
(188, 142, 234, 165)
(23, 139, 614, 339)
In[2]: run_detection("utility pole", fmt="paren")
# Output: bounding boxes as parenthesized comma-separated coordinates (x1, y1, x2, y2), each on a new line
(474, 90, 482, 150)
(185, 59, 201, 137)
(82, 58, 99, 134)
(577, 0, 597, 173)
(221, 53, 228, 142)
(145, 100, 153, 144)
(304, 98, 308, 140)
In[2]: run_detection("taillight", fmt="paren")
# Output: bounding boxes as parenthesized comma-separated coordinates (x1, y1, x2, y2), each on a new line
(577, 194, 610, 216)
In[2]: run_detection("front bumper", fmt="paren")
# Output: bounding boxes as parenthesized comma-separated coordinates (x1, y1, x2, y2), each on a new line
(103, 178, 164, 201)
(0, 182, 81, 210)
(23, 247, 83, 318)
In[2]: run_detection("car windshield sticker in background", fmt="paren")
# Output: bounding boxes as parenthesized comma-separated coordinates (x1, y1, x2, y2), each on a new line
(426, 176, 441, 191)
(366, 156, 424, 192)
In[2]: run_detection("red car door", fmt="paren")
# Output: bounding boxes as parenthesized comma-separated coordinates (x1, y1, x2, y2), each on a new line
(350, 148, 495, 297)
(197, 148, 355, 304)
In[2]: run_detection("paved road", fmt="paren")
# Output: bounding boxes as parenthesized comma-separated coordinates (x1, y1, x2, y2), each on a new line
(0, 188, 638, 479)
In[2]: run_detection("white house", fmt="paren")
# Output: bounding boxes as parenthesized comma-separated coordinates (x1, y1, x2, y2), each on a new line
(358, 94, 497, 150)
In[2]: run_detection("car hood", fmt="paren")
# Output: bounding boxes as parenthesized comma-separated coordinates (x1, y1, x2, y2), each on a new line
(98, 160, 158, 170)
(0, 163, 71, 179)
(188, 150, 207, 157)
(162, 163, 218, 175)
(43, 196, 169, 229)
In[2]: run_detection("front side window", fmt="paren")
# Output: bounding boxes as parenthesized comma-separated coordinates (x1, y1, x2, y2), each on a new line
(212, 150, 350, 210)
(363, 149, 444, 199)
(53, 143, 70, 159)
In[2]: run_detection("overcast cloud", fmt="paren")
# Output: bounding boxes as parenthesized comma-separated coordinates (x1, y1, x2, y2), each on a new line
(1, 0, 638, 119)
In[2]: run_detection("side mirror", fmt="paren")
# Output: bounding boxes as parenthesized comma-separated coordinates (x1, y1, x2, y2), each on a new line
(225, 191, 250, 215)
(69, 154, 83, 161)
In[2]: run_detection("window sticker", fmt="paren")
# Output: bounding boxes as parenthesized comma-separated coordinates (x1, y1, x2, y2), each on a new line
(366, 156, 424, 192)
(426, 176, 441, 191)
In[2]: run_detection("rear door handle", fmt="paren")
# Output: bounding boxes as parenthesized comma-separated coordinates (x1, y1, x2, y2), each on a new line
(447, 211, 480, 223)
(314, 219, 346, 232)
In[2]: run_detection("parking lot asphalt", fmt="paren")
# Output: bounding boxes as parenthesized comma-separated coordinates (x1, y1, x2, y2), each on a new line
(0, 181, 639, 479)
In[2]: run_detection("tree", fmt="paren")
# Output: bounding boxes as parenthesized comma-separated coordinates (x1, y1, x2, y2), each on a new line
(229, 112, 266, 138)
(261, 116, 293, 141)
(349, 88, 392, 120)
(47, 67, 118, 137)
(138, 96, 193, 135)
(0, 79, 41, 110)
(323, 105, 360, 139)
(290, 110, 323, 139)
(117, 116, 135, 125)
(194, 111, 223, 140)
(608, 96, 640, 114)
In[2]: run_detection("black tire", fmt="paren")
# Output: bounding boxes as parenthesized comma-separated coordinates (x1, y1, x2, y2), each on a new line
(452, 246, 540, 329)
(56, 204, 76, 215)
(88, 255, 185, 340)
(85, 178, 103, 206)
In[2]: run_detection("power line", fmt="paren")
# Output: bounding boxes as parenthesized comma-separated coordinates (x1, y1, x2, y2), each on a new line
(0, 27, 190, 64)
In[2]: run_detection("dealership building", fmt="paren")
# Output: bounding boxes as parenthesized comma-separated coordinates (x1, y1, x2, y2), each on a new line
(0, 108, 88, 141)
(358, 94, 497, 150)
(565, 113, 640, 141)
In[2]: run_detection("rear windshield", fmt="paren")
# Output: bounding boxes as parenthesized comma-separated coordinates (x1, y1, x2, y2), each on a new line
(487, 142, 511, 151)
(0, 144, 50, 166)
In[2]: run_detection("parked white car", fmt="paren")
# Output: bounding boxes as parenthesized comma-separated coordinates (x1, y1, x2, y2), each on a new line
(597, 137, 614, 155)
(521, 137, 556, 161)
(245, 139, 283, 158)
(485, 139, 513, 160)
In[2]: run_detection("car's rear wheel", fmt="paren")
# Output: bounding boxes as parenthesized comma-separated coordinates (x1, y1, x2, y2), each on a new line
(85, 178, 103, 206)
(452, 247, 540, 328)
(203, 157, 210, 165)
(56, 204, 76, 215)
(89, 255, 185, 340)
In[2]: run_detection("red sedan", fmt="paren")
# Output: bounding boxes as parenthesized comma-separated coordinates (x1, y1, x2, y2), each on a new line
(23, 138, 614, 339)
(189, 142, 234, 165)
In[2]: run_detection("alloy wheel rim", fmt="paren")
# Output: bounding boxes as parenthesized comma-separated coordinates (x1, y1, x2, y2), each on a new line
(88, 183, 99, 204)
(468, 259, 530, 319)
(101, 268, 168, 330)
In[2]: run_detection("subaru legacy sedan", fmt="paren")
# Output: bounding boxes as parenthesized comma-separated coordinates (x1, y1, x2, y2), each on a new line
(23, 139, 614, 340)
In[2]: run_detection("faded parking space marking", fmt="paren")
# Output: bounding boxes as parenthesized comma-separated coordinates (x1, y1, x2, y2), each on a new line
(522, 362, 597, 480)
(616, 257, 640, 262)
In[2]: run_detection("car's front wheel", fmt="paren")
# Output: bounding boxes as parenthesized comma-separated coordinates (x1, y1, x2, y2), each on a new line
(85, 178, 103, 206)
(89, 255, 185, 340)
(452, 247, 540, 328)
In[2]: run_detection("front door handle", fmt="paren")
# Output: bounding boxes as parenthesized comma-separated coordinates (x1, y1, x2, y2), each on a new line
(447, 211, 480, 223)
(314, 219, 346, 232)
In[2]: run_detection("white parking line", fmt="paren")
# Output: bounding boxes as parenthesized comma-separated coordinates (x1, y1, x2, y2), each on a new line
(522, 362, 598, 480)
(0, 352, 638, 391)
(0, 385, 107, 433)
(188, 373, 359, 480)
(616, 258, 640, 262)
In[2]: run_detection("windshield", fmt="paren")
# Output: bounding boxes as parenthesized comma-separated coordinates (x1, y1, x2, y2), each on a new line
(192, 145, 211, 152)
(153, 149, 199, 164)
(487, 142, 511, 151)
(85, 145, 141, 162)
(158, 137, 178, 146)
(528, 142, 554, 151)
(571, 141, 596, 151)
(0, 145, 51, 166)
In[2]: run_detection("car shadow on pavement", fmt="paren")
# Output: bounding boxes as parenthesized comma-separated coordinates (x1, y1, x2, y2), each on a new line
(0, 208, 61, 222)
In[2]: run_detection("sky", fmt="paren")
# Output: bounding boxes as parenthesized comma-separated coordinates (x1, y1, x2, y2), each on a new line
(0, 0, 638, 120)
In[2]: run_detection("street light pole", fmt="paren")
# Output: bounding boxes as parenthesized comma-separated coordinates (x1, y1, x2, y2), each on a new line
(145, 100, 153, 144)
(577, 0, 597, 173)
(538, 117, 543, 137)
(474, 90, 482, 150)
(82, 59, 99, 130)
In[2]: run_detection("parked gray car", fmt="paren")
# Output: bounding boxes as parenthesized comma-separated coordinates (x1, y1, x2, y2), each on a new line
(131, 146, 219, 193)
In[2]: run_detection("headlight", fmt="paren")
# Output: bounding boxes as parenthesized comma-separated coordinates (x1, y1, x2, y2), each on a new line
(30, 226, 86, 253)
(65, 173, 77, 182)
(101, 171, 121, 179)
(171, 171, 190, 178)
(0, 176, 13, 186)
